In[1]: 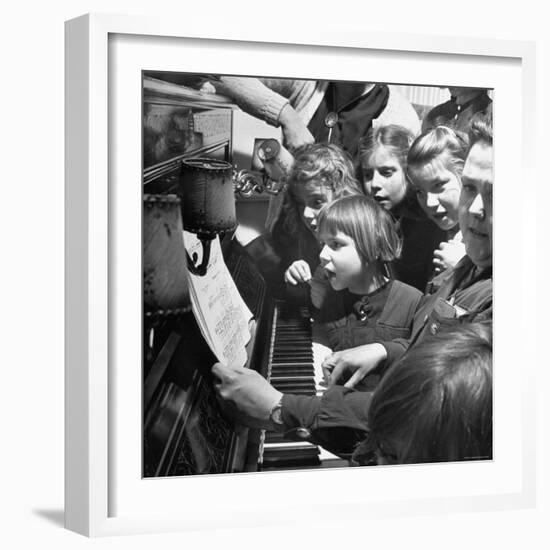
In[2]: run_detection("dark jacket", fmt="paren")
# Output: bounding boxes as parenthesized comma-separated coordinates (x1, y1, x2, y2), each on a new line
(422, 92, 492, 134)
(279, 255, 492, 459)
(244, 201, 320, 307)
(391, 198, 448, 292)
(316, 280, 422, 353)
(381, 255, 492, 368)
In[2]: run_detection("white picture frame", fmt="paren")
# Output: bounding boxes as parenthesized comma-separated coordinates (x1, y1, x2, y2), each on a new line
(65, 13, 537, 537)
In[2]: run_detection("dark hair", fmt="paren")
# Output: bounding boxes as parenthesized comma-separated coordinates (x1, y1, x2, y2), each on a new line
(360, 124, 416, 175)
(359, 124, 417, 211)
(317, 195, 402, 267)
(407, 126, 469, 181)
(365, 322, 492, 464)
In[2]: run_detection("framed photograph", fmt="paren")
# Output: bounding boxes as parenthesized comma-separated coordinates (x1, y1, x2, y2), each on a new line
(65, 13, 536, 536)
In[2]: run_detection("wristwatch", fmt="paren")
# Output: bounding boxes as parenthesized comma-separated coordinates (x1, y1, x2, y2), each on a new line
(269, 398, 284, 429)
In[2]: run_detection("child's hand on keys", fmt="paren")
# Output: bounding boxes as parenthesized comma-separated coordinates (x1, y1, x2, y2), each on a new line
(284, 260, 311, 285)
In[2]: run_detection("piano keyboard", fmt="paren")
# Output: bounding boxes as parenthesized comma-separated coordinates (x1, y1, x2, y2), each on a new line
(259, 301, 348, 470)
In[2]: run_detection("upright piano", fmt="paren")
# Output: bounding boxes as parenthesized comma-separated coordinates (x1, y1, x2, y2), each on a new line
(142, 73, 346, 477)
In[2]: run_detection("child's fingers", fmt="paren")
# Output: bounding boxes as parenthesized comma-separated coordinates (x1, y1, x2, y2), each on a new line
(284, 269, 299, 285)
(296, 262, 311, 281)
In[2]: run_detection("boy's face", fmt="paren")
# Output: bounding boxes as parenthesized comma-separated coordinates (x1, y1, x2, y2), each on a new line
(292, 181, 334, 231)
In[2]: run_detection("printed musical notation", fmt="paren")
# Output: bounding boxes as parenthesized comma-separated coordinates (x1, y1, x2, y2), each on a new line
(184, 231, 253, 368)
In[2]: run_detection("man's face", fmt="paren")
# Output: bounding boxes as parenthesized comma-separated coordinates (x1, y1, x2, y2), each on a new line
(458, 142, 493, 269)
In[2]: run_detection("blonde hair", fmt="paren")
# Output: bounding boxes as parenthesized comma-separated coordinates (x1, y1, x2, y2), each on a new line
(281, 143, 361, 235)
(407, 126, 469, 181)
(360, 124, 416, 175)
(287, 143, 360, 198)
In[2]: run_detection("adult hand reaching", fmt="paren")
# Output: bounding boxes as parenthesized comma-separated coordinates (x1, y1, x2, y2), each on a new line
(321, 343, 388, 389)
(278, 103, 314, 151)
(212, 363, 283, 430)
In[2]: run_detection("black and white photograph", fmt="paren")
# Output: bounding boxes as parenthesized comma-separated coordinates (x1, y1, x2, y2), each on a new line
(142, 73, 493, 477)
(3, 0, 541, 544)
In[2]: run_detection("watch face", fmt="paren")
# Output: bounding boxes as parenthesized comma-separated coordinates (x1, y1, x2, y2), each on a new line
(270, 403, 284, 426)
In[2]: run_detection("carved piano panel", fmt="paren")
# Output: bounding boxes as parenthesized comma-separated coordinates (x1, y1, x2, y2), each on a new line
(143, 233, 271, 477)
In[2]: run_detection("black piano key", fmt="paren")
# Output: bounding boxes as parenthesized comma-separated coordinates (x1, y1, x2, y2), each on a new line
(270, 364, 312, 369)
(270, 363, 313, 370)
(275, 334, 310, 338)
(270, 369, 315, 377)
(272, 349, 311, 355)
(270, 380, 315, 389)
(272, 342, 311, 348)
(270, 362, 314, 369)
(271, 376, 315, 383)
(274, 336, 311, 340)
(272, 356, 313, 363)
(271, 364, 312, 369)
(272, 348, 312, 355)
(272, 357, 312, 363)
(271, 360, 312, 366)
(270, 377, 316, 386)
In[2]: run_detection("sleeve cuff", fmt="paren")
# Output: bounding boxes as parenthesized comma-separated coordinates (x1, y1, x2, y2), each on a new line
(380, 340, 409, 372)
(262, 97, 290, 126)
(280, 393, 322, 430)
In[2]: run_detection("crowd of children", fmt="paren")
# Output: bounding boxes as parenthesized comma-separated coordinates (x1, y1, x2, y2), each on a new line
(211, 81, 494, 467)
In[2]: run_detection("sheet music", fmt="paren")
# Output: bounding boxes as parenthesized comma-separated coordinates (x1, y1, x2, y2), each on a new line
(184, 231, 253, 368)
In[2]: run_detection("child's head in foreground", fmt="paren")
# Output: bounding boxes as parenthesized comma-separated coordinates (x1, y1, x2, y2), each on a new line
(357, 321, 492, 465)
